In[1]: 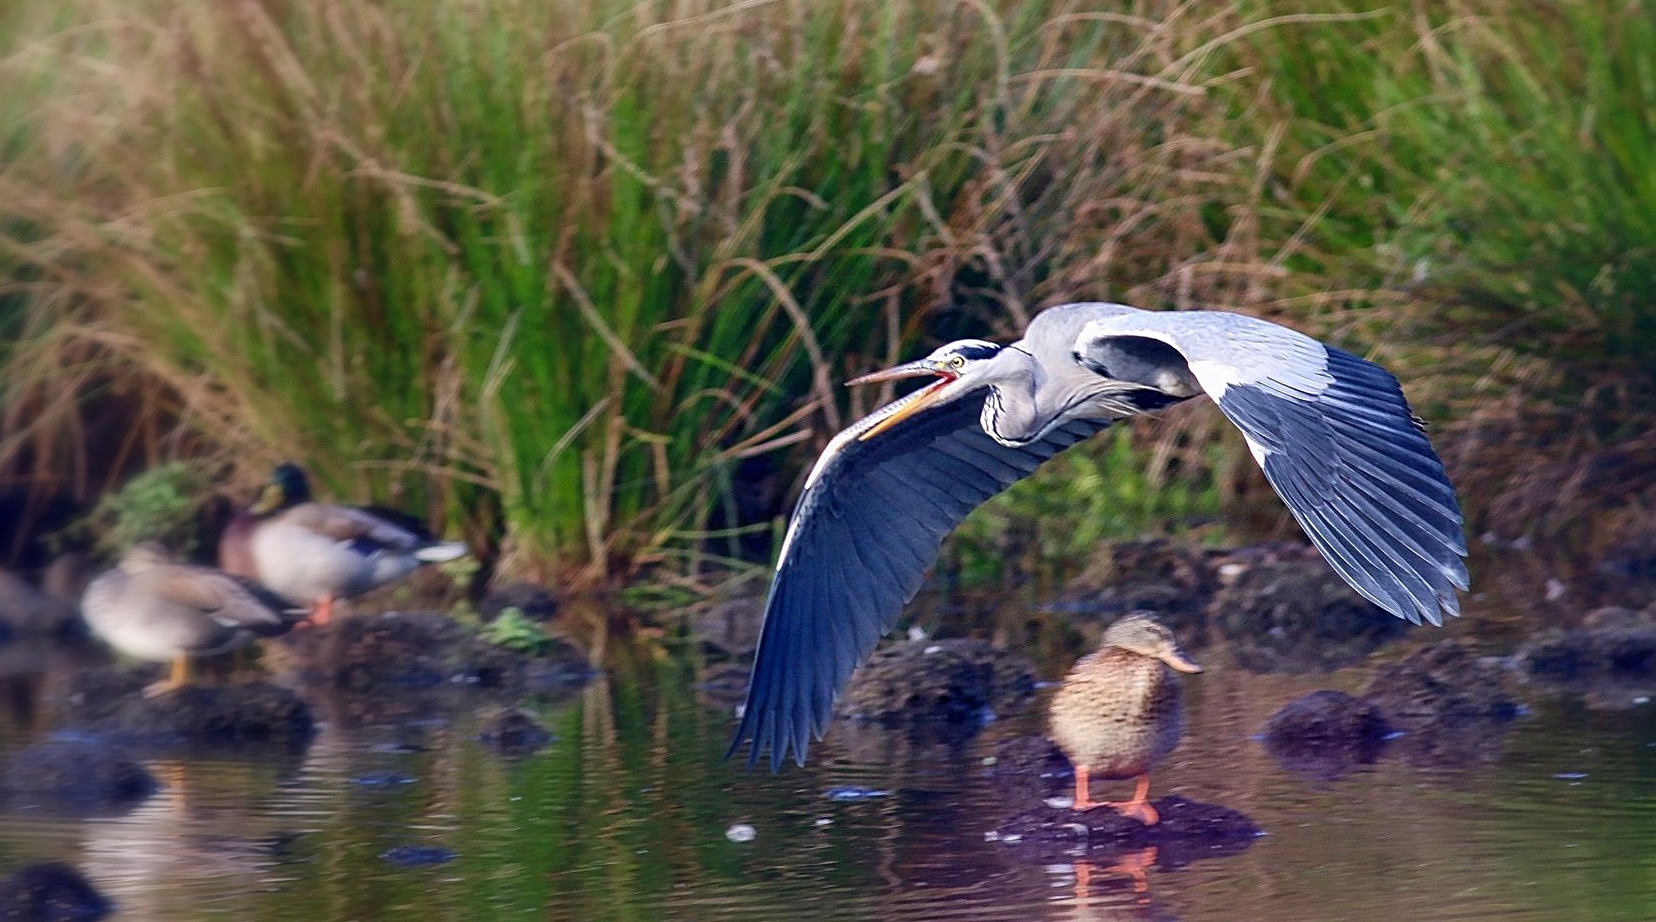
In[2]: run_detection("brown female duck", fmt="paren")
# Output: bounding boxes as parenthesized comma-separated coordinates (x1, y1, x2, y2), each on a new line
(1049, 613, 1201, 824)
(81, 542, 310, 697)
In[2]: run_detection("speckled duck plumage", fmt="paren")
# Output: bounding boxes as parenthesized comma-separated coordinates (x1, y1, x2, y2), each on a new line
(1049, 613, 1201, 819)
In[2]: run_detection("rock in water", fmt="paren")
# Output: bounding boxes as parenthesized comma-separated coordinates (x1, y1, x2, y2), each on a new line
(1214, 558, 1409, 672)
(79, 683, 315, 747)
(278, 610, 590, 691)
(992, 795, 1262, 867)
(1, 739, 157, 813)
(834, 638, 1036, 725)
(1514, 607, 1656, 707)
(477, 708, 553, 756)
(1361, 641, 1522, 766)
(0, 862, 112, 921)
(1260, 690, 1393, 780)
(1058, 540, 1217, 640)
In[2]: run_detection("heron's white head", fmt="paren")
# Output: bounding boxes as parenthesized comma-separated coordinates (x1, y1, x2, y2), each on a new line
(846, 339, 1032, 441)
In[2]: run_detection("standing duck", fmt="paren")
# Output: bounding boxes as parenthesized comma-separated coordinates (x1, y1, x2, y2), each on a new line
(81, 542, 309, 697)
(219, 463, 468, 624)
(1049, 613, 1202, 824)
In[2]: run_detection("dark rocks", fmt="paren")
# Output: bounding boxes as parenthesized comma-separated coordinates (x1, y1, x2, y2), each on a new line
(1360, 641, 1521, 766)
(1213, 558, 1410, 672)
(75, 683, 315, 747)
(477, 708, 552, 756)
(1261, 691, 1393, 780)
(0, 569, 82, 640)
(694, 662, 750, 712)
(0, 862, 112, 921)
(993, 795, 1261, 866)
(478, 581, 559, 622)
(380, 845, 457, 868)
(349, 771, 417, 787)
(1362, 642, 1520, 728)
(277, 610, 590, 691)
(1059, 540, 1216, 639)
(687, 595, 762, 658)
(986, 735, 1073, 795)
(1, 739, 156, 812)
(984, 735, 1077, 809)
(1513, 607, 1656, 707)
(834, 638, 1037, 726)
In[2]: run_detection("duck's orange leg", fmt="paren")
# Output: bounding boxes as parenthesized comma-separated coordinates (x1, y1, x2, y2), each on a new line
(311, 594, 335, 626)
(1105, 775, 1159, 825)
(1073, 763, 1104, 810)
(144, 655, 190, 698)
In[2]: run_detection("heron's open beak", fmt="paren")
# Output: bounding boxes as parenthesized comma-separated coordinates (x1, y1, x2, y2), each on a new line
(847, 359, 957, 442)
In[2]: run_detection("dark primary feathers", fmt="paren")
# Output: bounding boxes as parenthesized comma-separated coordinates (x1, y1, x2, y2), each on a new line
(730, 392, 1111, 769)
(1214, 347, 1468, 624)
(1075, 307, 1468, 626)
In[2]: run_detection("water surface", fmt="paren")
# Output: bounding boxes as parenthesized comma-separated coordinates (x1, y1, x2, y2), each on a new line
(4, 600, 1656, 922)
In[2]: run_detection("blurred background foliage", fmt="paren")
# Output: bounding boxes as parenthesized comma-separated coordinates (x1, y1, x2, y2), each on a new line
(2, 0, 1653, 585)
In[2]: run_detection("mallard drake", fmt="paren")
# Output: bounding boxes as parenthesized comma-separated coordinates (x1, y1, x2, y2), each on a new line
(219, 463, 468, 624)
(1049, 612, 1202, 824)
(81, 542, 309, 697)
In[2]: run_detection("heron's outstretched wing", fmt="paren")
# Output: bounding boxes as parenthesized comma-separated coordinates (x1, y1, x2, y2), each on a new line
(1077, 310, 1468, 626)
(731, 390, 1111, 769)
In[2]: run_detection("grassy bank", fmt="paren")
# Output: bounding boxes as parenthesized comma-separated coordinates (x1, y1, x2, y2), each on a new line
(3, 0, 1653, 581)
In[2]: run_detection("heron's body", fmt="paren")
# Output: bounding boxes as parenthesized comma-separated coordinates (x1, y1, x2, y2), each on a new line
(220, 464, 468, 623)
(82, 543, 308, 696)
(732, 302, 1469, 769)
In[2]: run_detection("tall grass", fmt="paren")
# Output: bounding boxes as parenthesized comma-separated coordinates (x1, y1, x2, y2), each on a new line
(1227, 0, 1656, 548)
(0, 0, 1269, 578)
(7, 0, 1655, 581)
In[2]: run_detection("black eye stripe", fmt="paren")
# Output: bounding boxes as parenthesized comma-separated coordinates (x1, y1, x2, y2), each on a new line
(949, 342, 1001, 361)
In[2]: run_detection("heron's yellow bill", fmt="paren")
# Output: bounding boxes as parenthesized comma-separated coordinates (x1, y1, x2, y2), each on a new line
(847, 359, 956, 442)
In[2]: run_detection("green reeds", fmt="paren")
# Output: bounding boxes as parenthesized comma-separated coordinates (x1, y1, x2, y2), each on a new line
(1, 0, 1259, 578)
(1227, 0, 1656, 544)
(12, 0, 1654, 579)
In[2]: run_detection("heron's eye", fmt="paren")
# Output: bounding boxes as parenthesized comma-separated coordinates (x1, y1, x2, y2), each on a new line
(948, 354, 967, 371)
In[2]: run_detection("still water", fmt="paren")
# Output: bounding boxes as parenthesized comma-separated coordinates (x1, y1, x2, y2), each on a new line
(4, 603, 1656, 922)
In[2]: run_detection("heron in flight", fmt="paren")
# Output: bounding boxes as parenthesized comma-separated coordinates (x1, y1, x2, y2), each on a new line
(730, 302, 1468, 769)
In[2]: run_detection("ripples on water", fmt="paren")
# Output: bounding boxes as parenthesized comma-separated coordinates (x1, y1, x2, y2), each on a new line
(5, 609, 1656, 922)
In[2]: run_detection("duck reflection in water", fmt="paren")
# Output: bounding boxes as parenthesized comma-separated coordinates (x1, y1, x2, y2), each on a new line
(1069, 848, 1178, 920)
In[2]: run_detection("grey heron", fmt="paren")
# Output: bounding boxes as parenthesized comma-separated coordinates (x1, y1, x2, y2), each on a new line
(731, 302, 1468, 769)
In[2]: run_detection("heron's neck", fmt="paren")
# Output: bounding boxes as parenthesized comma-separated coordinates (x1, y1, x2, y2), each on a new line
(978, 350, 1048, 447)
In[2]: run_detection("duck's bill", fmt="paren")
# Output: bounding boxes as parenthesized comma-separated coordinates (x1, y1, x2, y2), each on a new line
(249, 482, 286, 516)
(1163, 647, 1203, 673)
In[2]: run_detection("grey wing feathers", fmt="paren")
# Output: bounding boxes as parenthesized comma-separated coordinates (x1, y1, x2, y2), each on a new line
(1216, 346, 1468, 624)
(731, 393, 1111, 769)
(158, 566, 297, 632)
